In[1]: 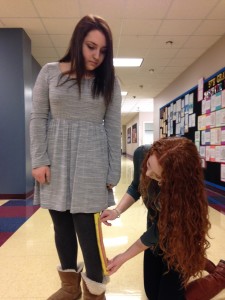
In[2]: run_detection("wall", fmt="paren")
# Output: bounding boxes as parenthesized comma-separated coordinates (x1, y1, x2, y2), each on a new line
(138, 112, 154, 145)
(154, 34, 225, 140)
(125, 112, 153, 156)
(121, 125, 126, 154)
(126, 114, 139, 156)
(25, 58, 41, 193)
(0, 28, 41, 199)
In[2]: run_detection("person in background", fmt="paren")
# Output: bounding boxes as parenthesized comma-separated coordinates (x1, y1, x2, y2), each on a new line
(30, 14, 121, 300)
(101, 137, 225, 300)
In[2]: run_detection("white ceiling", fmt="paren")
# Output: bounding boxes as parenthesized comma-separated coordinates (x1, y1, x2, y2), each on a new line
(1, 0, 225, 125)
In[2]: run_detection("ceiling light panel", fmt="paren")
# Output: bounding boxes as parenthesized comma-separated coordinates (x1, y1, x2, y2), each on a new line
(113, 58, 143, 67)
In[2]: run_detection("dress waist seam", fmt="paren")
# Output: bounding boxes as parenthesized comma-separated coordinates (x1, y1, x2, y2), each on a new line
(49, 118, 103, 126)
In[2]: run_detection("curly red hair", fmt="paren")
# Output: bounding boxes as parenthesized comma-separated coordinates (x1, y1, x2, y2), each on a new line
(140, 137, 211, 286)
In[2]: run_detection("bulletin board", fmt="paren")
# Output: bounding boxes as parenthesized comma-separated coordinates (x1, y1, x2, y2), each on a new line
(159, 66, 225, 191)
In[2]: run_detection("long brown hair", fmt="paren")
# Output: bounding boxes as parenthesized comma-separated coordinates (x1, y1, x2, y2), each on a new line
(59, 14, 115, 106)
(140, 137, 211, 286)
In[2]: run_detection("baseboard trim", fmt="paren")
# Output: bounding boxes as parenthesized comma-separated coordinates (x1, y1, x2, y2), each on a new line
(0, 189, 34, 200)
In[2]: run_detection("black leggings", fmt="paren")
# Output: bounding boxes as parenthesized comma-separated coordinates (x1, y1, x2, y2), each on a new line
(143, 249, 185, 300)
(49, 210, 103, 283)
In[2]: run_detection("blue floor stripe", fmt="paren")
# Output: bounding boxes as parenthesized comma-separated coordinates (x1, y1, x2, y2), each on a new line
(3, 199, 34, 207)
(0, 217, 27, 232)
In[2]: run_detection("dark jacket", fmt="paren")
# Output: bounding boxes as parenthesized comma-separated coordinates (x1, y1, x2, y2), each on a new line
(126, 145, 160, 248)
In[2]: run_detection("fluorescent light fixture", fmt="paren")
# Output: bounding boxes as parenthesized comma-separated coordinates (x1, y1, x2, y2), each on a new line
(121, 98, 154, 113)
(121, 91, 128, 96)
(113, 58, 143, 67)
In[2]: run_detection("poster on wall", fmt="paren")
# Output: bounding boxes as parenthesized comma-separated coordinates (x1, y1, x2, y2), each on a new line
(132, 123, 137, 143)
(198, 77, 204, 101)
(221, 164, 225, 182)
(127, 127, 131, 144)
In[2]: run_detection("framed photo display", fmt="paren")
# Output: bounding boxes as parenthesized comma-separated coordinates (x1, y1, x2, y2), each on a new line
(127, 127, 131, 144)
(132, 123, 137, 143)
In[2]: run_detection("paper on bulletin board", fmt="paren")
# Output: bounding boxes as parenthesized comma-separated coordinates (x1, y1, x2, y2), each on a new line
(221, 164, 225, 182)
(221, 127, 225, 145)
(199, 146, 206, 158)
(222, 90, 225, 108)
(198, 77, 204, 101)
(189, 113, 196, 128)
(195, 131, 200, 142)
(210, 111, 216, 128)
(205, 146, 215, 162)
(189, 93, 194, 114)
(219, 146, 225, 162)
(210, 128, 221, 145)
(202, 99, 206, 114)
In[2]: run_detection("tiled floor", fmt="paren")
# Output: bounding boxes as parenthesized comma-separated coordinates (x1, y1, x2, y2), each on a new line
(0, 156, 225, 299)
(0, 199, 39, 246)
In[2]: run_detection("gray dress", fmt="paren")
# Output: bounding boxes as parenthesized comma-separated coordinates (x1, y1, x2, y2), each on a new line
(30, 62, 121, 213)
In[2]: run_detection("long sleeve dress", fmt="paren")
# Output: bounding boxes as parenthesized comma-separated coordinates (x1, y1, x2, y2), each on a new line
(30, 62, 122, 213)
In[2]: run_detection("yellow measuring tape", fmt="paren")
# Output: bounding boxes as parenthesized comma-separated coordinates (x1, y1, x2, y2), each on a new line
(94, 212, 109, 276)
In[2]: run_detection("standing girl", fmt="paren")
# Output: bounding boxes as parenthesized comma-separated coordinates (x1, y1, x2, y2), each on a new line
(30, 15, 121, 300)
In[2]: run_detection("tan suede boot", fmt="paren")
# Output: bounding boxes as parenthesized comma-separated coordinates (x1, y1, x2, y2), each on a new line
(81, 272, 109, 300)
(186, 260, 225, 300)
(47, 263, 83, 300)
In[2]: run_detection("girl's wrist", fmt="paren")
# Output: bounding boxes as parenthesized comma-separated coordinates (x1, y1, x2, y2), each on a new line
(113, 208, 121, 218)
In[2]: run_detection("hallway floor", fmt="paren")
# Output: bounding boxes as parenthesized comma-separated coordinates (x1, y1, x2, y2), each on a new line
(0, 156, 225, 299)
